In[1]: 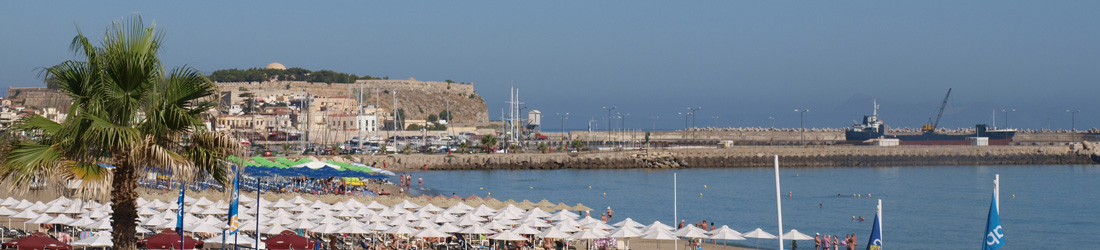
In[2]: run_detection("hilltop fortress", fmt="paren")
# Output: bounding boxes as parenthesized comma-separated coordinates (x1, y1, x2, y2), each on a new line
(215, 79, 489, 124)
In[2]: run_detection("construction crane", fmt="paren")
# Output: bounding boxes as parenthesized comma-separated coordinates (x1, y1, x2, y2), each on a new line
(922, 88, 952, 132)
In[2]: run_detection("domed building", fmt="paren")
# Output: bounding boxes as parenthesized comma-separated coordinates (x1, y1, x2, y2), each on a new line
(265, 62, 287, 70)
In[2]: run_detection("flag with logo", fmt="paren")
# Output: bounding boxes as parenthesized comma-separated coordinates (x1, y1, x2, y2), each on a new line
(228, 164, 241, 235)
(176, 182, 186, 239)
(865, 213, 882, 250)
(982, 192, 1004, 250)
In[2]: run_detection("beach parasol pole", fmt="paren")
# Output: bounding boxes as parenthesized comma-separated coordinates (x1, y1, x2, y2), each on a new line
(673, 172, 677, 250)
(774, 155, 785, 250)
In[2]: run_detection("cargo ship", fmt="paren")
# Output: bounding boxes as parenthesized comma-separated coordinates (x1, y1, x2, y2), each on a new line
(845, 98, 1016, 145)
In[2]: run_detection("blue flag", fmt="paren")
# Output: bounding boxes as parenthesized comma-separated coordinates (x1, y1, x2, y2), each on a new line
(982, 192, 1004, 250)
(176, 182, 186, 239)
(228, 165, 241, 235)
(865, 213, 882, 250)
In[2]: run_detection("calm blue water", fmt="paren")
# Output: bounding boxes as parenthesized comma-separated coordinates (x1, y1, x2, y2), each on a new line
(394, 165, 1100, 250)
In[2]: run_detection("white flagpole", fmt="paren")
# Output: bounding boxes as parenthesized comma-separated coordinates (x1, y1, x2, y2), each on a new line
(994, 174, 1000, 212)
(775, 155, 784, 250)
(674, 172, 678, 250)
(878, 199, 883, 245)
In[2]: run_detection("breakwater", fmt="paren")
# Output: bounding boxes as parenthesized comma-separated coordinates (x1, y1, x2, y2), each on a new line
(320, 143, 1100, 170)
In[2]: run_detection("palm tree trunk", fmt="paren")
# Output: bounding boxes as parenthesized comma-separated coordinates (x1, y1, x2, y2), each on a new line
(110, 162, 139, 250)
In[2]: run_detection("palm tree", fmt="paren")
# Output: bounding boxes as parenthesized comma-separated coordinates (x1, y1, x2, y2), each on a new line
(0, 16, 237, 250)
(480, 134, 498, 153)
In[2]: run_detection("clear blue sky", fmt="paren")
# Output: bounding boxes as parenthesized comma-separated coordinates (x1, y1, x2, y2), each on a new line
(2, 1, 1097, 131)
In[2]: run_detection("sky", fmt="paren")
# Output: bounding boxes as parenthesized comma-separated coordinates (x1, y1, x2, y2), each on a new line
(1, 1, 1098, 131)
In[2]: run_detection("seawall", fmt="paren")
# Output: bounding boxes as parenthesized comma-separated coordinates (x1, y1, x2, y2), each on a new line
(319, 145, 1099, 171)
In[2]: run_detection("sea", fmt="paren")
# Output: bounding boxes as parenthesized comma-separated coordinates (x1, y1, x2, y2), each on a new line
(394, 164, 1100, 250)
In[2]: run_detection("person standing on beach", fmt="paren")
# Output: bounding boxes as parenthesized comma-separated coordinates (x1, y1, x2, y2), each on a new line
(851, 234, 857, 250)
(678, 220, 685, 229)
(832, 235, 839, 250)
(607, 207, 613, 220)
(814, 233, 821, 250)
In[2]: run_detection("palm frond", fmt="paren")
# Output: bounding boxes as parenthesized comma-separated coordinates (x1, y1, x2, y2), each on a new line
(0, 143, 65, 194)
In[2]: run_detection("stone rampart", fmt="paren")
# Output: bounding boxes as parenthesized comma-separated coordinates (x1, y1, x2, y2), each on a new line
(312, 145, 1097, 171)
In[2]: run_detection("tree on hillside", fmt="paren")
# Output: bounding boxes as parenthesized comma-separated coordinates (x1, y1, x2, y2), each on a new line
(0, 16, 238, 250)
(238, 92, 256, 114)
(439, 110, 452, 121)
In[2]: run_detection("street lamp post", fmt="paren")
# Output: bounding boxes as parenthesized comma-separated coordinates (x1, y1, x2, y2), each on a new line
(687, 107, 701, 139)
(712, 116, 720, 128)
(795, 109, 810, 145)
(678, 112, 689, 139)
(621, 113, 630, 144)
(1067, 110, 1080, 132)
(1001, 109, 1015, 128)
(769, 116, 775, 129)
(557, 112, 569, 143)
(603, 106, 616, 142)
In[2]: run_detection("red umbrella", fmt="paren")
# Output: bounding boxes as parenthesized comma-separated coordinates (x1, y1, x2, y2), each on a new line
(137, 229, 203, 250)
(1, 232, 72, 250)
(263, 230, 316, 250)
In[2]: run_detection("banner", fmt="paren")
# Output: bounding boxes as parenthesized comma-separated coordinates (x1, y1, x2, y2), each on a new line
(982, 192, 1004, 250)
(228, 164, 241, 235)
(176, 182, 185, 239)
(865, 213, 882, 250)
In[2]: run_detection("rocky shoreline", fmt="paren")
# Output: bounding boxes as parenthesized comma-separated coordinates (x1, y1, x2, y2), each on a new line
(315, 143, 1100, 171)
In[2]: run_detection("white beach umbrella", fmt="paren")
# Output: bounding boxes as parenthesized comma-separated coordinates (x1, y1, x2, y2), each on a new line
(451, 202, 474, 211)
(519, 219, 551, 229)
(61, 204, 84, 214)
(198, 206, 227, 215)
(608, 224, 644, 250)
(675, 225, 709, 238)
(289, 204, 313, 213)
(137, 207, 158, 216)
(458, 224, 494, 235)
(522, 207, 551, 218)
(408, 220, 437, 229)
(85, 218, 112, 230)
(437, 222, 462, 233)
(643, 221, 674, 232)
(383, 224, 417, 235)
(271, 199, 295, 208)
(266, 208, 293, 218)
(742, 228, 778, 249)
(483, 220, 511, 230)
(419, 203, 444, 213)
(363, 222, 392, 232)
(143, 216, 167, 227)
(511, 226, 541, 235)
(43, 204, 68, 214)
(189, 223, 224, 234)
(536, 227, 571, 239)
(259, 224, 290, 235)
(553, 218, 582, 231)
(309, 200, 331, 210)
(194, 197, 215, 207)
(285, 219, 318, 230)
(413, 226, 451, 239)
(0, 197, 19, 206)
(335, 209, 358, 218)
(576, 215, 600, 225)
(454, 216, 481, 227)
(411, 209, 435, 219)
(44, 215, 74, 227)
(0, 206, 17, 216)
(548, 209, 578, 221)
(67, 217, 95, 228)
(569, 228, 608, 240)
(783, 229, 815, 247)
(237, 220, 259, 232)
(85, 210, 108, 219)
(310, 223, 341, 234)
(337, 224, 371, 234)
(135, 226, 152, 234)
(27, 214, 54, 224)
(642, 229, 678, 250)
(394, 200, 421, 209)
(428, 213, 457, 224)
(338, 220, 366, 229)
(554, 223, 581, 233)
(11, 200, 34, 210)
(313, 215, 342, 224)
(70, 235, 113, 247)
(491, 210, 521, 221)
(583, 221, 613, 231)
(742, 228, 777, 239)
(709, 226, 743, 238)
(365, 201, 388, 210)
(488, 230, 528, 241)
(266, 216, 295, 225)
(361, 214, 388, 223)
(289, 196, 311, 204)
(612, 218, 645, 229)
